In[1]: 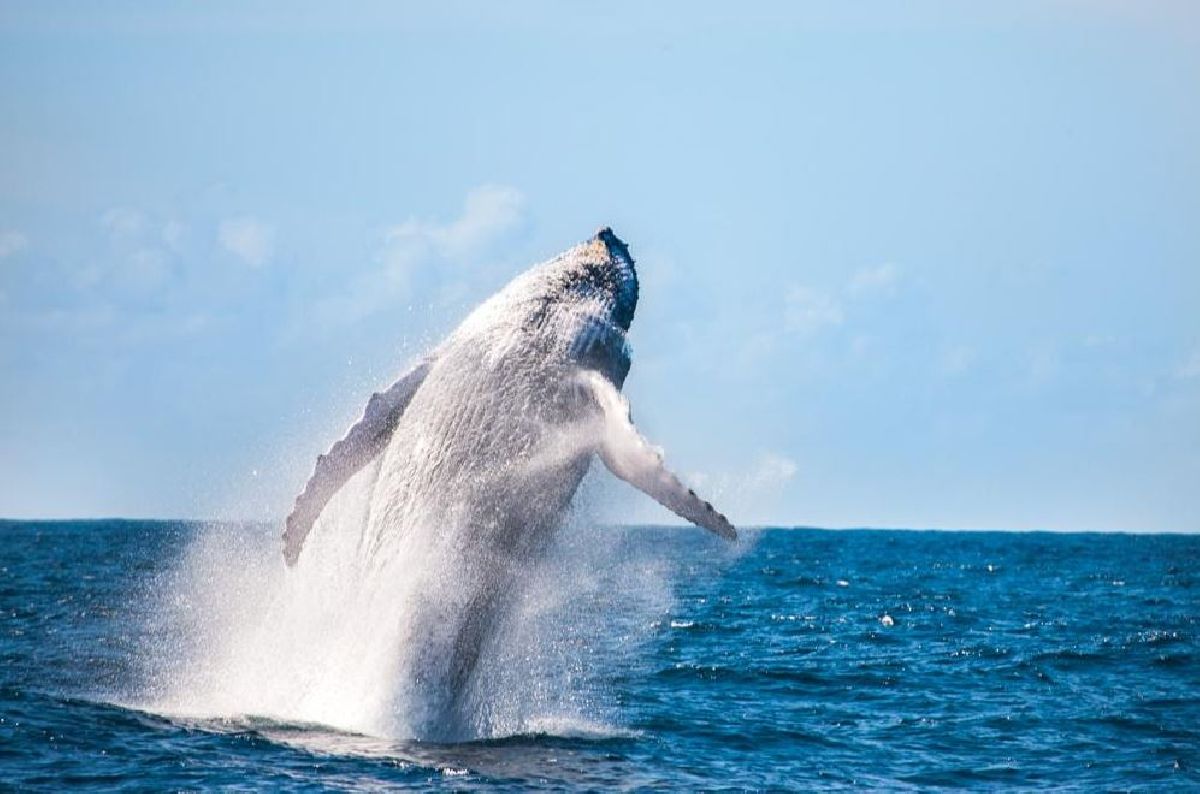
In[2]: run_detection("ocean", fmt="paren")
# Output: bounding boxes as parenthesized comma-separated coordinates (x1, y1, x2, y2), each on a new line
(1, 520, 1196, 791)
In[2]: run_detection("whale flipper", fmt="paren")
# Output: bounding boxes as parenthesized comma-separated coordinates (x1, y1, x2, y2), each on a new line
(283, 356, 434, 565)
(588, 373, 736, 541)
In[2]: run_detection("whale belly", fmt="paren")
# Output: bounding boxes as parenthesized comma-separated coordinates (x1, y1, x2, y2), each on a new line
(359, 345, 598, 737)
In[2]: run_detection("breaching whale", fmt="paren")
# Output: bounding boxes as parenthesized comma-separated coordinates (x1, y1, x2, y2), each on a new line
(282, 227, 734, 737)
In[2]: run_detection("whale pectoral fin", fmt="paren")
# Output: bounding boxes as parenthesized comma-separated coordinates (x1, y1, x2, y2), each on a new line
(283, 356, 434, 565)
(589, 374, 736, 541)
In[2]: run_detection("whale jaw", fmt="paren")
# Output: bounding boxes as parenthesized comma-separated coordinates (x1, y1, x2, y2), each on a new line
(559, 227, 638, 332)
(595, 227, 638, 331)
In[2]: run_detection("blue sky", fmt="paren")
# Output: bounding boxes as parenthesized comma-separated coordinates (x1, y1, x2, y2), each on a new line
(1, 2, 1197, 531)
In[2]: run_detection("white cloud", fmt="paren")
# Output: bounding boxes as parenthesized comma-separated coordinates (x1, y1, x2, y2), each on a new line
(0, 230, 28, 259)
(1027, 345, 1060, 385)
(770, 262, 901, 349)
(681, 451, 799, 526)
(1176, 347, 1200, 380)
(785, 286, 843, 334)
(316, 184, 526, 328)
(219, 217, 275, 267)
(849, 262, 900, 294)
(123, 248, 171, 292)
(849, 334, 873, 358)
(383, 184, 525, 262)
(432, 183, 524, 258)
(1083, 333, 1118, 349)
(689, 452, 799, 494)
(745, 452, 799, 490)
(162, 219, 186, 252)
(938, 343, 976, 377)
(101, 207, 147, 239)
(89, 207, 179, 295)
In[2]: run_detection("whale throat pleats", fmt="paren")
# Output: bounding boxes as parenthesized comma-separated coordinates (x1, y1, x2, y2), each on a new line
(283, 356, 434, 565)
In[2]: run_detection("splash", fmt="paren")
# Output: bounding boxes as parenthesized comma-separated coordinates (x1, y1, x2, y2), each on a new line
(139, 449, 674, 742)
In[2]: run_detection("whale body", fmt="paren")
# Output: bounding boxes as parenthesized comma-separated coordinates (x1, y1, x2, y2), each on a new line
(282, 228, 734, 738)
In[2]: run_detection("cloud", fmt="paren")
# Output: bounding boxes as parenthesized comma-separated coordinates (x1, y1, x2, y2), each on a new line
(0, 230, 28, 259)
(745, 451, 799, 490)
(1026, 344, 1060, 385)
(382, 184, 525, 263)
(316, 184, 526, 328)
(101, 207, 148, 239)
(938, 343, 976, 377)
(777, 263, 901, 343)
(689, 452, 799, 493)
(162, 219, 187, 253)
(751, 262, 905, 373)
(785, 286, 843, 334)
(1176, 347, 1200, 380)
(88, 207, 178, 296)
(682, 451, 799, 525)
(122, 248, 171, 293)
(218, 217, 275, 267)
(849, 262, 900, 294)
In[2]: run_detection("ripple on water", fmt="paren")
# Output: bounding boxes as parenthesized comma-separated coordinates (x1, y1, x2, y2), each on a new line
(2, 523, 1199, 790)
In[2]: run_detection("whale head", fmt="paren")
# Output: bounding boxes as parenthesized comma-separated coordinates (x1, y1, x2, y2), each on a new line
(549, 227, 639, 385)
(444, 227, 639, 386)
(543, 226, 639, 331)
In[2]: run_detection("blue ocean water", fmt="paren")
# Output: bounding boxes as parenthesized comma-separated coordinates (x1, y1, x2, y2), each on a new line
(1, 520, 1197, 791)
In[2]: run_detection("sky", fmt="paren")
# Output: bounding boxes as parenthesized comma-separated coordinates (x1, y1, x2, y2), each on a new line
(1, 1, 1197, 531)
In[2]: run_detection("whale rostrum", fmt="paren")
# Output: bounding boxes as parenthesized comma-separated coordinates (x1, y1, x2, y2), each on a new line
(283, 227, 735, 566)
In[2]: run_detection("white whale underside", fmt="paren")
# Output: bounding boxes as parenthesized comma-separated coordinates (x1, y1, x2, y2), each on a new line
(282, 230, 734, 739)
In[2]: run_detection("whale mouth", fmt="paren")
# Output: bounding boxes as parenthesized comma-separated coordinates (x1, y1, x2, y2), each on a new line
(594, 227, 630, 262)
(591, 227, 638, 331)
(567, 314, 632, 386)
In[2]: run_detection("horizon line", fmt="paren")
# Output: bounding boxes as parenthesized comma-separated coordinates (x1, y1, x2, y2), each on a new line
(0, 517, 1195, 536)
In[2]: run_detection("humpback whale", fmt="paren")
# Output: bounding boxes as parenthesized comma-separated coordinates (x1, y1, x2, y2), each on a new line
(282, 227, 734, 737)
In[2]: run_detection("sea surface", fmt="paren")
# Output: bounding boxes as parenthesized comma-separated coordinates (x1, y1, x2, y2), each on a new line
(1, 520, 1197, 791)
